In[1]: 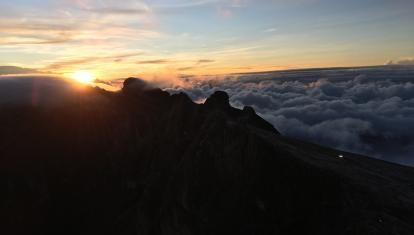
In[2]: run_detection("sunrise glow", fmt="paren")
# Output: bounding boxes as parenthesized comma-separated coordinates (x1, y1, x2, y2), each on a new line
(1, 0, 413, 84)
(72, 71, 93, 84)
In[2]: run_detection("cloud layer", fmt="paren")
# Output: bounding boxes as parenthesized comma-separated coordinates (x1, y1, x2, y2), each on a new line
(166, 66, 414, 166)
(2, 66, 413, 166)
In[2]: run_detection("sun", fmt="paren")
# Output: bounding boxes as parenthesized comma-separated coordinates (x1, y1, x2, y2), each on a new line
(72, 70, 94, 84)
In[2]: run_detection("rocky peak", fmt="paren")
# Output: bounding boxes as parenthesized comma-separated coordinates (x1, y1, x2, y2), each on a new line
(243, 106, 256, 116)
(204, 91, 230, 109)
(122, 77, 153, 92)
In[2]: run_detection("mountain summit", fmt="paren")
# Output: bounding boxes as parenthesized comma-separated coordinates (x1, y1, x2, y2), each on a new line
(1, 78, 413, 235)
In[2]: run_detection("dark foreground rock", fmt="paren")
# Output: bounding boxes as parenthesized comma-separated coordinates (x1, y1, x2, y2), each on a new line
(1, 78, 413, 235)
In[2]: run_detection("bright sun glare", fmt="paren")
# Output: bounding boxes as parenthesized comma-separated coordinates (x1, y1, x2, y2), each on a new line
(73, 70, 93, 84)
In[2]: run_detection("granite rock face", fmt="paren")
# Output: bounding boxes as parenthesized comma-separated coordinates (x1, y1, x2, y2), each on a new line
(1, 78, 413, 235)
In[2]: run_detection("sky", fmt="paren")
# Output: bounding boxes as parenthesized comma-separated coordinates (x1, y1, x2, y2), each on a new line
(1, 0, 414, 82)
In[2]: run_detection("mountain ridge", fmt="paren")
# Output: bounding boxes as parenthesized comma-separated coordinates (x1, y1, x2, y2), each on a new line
(1, 77, 413, 235)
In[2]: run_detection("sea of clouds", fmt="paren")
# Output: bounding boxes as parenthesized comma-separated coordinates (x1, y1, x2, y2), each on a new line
(167, 66, 414, 166)
(1, 66, 413, 166)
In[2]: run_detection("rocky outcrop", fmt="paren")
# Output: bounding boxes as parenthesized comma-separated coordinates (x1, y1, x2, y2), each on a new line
(204, 91, 230, 109)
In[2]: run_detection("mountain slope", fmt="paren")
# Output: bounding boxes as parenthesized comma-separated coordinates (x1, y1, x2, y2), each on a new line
(1, 78, 413, 235)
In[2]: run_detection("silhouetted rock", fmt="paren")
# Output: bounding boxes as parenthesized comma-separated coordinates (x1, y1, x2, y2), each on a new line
(243, 106, 256, 115)
(122, 77, 153, 92)
(204, 91, 230, 109)
(0, 83, 413, 235)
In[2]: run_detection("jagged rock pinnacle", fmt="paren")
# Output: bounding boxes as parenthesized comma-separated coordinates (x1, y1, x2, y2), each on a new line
(122, 77, 152, 92)
(204, 91, 230, 109)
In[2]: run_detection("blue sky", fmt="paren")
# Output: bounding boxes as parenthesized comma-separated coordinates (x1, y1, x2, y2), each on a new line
(0, 0, 413, 81)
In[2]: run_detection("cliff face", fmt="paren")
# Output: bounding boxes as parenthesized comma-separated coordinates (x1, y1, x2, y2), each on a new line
(1, 78, 414, 235)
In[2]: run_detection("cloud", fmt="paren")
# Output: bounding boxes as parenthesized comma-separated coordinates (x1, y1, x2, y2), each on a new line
(83, 7, 149, 15)
(0, 34, 73, 45)
(165, 66, 414, 166)
(43, 52, 144, 71)
(46, 52, 144, 70)
(93, 79, 113, 86)
(264, 28, 277, 33)
(0, 18, 77, 45)
(175, 59, 215, 71)
(111, 52, 146, 62)
(387, 58, 414, 66)
(76, 0, 221, 15)
(0, 1, 161, 47)
(153, 0, 220, 10)
(134, 58, 214, 67)
(136, 59, 170, 65)
(197, 59, 215, 64)
(0, 18, 161, 46)
(178, 67, 195, 71)
(69, 0, 150, 13)
(0, 66, 39, 76)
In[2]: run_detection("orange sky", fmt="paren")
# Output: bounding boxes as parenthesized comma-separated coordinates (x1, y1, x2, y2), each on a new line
(1, 0, 413, 86)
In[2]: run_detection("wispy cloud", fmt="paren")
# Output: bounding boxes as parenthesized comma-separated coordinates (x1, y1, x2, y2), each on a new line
(387, 57, 414, 66)
(197, 59, 215, 64)
(177, 59, 216, 71)
(264, 28, 278, 33)
(208, 46, 262, 55)
(0, 66, 39, 76)
(0, 37, 73, 46)
(0, 18, 161, 46)
(45, 52, 144, 70)
(93, 78, 113, 85)
(84, 7, 149, 15)
(136, 59, 170, 65)
(0, 18, 76, 45)
(178, 66, 195, 71)
(0, 0, 161, 48)
(74, 0, 151, 16)
(153, 0, 220, 9)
